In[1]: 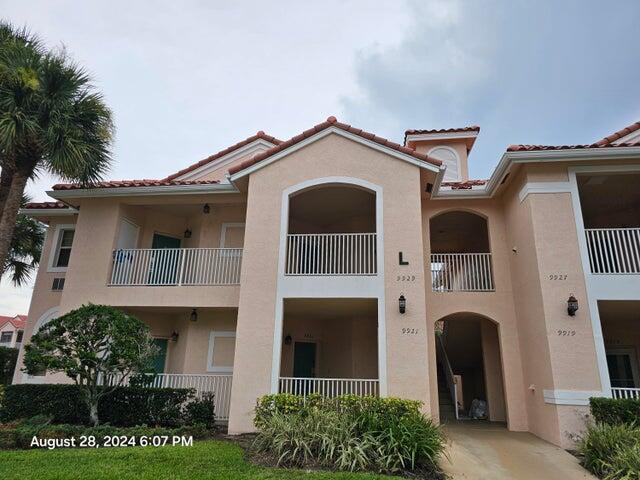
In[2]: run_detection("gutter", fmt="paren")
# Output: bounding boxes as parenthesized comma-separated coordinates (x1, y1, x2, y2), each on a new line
(431, 146, 640, 199)
(48, 182, 239, 200)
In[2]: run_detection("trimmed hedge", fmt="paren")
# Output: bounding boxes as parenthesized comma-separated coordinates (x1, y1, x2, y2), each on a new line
(0, 347, 18, 385)
(0, 384, 196, 427)
(590, 397, 640, 426)
(255, 393, 422, 429)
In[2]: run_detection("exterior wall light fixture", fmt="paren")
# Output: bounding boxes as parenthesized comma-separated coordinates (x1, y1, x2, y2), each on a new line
(203, 204, 210, 214)
(284, 335, 292, 346)
(171, 331, 179, 342)
(567, 295, 579, 316)
(399, 295, 406, 314)
(190, 308, 198, 322)
(184, 228, 192, 239)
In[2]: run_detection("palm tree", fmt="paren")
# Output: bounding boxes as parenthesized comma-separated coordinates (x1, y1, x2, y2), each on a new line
(2, 197, 44, 286)
(0, 22, 114, 270)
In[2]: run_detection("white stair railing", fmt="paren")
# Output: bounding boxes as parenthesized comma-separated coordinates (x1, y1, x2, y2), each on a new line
(436, 335, 459, 420)
(430, 253, 494, 291)
(278, 377, 379, 398)
(99, 373, 233, 420)
(611, 387, 640, 400)
(285, 233, 377, 275)
(109, 248, 242, 286)
(585, 228, 640, 274)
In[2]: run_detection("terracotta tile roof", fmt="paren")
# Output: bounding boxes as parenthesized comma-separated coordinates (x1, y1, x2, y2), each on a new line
(595, 121, 640, 146)
(404, 125, 480, 135)
(23, 201, 68, 209)
(441, 179, 487, 190)
(163, 131, 282, 181)
(228, 116, 441, 176)
(52, 179, 220, 191)
(0, 315, 26, 330)
(507, 141, 640, 152)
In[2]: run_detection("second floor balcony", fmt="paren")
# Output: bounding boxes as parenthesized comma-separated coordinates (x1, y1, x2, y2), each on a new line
(585, 228, 640, 274)
(109, 247, 243, 286)
(429, 211, 495, 292)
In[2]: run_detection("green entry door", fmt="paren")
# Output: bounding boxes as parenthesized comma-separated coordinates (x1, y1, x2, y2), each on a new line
(149, 233, 181, 284)
(293, 342, 316, 378)
(152, 338, 168, 374)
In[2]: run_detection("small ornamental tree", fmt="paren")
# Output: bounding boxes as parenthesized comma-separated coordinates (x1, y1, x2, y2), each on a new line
(23, 304, 157, 425)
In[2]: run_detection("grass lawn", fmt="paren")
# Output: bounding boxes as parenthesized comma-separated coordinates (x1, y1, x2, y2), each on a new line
(0, 439, 399, 480)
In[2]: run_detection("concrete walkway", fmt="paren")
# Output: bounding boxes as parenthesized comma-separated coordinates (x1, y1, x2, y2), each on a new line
(441, 422, 596, 480)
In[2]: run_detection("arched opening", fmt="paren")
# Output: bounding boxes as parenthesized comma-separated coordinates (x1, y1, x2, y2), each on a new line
(435, 313, 506, 424)
(429, 211, 494, 291)
(286, 184, 377, 275)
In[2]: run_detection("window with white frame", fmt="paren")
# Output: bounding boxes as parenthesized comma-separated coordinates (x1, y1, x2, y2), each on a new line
(207, 331, 236, 373)
(49, 225, 75, 271)
(0, 332, 12, 344)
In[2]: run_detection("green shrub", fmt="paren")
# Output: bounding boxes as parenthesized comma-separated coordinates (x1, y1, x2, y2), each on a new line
(0, 347, 18, 385)
(590, 397, 640, 426)
(185, 393, 216, 428)
(253, 394, 445, 475)
(0, 384, 196, 427)
(578, 422, 640, 479)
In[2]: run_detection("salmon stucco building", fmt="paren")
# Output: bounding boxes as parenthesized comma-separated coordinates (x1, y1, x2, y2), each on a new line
(13, 117, 640, 448)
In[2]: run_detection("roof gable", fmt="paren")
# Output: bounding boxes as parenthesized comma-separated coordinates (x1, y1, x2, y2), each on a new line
(228, 116, 441, 178)
(164, 131, 281, 182)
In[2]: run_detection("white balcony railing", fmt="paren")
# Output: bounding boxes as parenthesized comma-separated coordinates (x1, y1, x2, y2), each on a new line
(585, 228, 640, 274)
(100, 373, 233, 420)
(285, 233, 377, 275)
(611, 387, 640, 400)
(430, 253, 494, 292)
(278, 377, 379, 398)
(109, 248, 242, 286)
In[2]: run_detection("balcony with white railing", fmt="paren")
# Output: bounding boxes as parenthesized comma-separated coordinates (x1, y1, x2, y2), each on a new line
(100, 373, 234, 420)
(109, 248, 242, 286)
(611, 387, 640, 400)
(585, 228, 640, 274)
(430, 253, 494, 292)
(279, 377, 379, 398)
(285, 233, 377, 276)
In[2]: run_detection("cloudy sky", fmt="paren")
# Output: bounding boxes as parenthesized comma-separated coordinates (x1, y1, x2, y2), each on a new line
(1, 0, 639, 314)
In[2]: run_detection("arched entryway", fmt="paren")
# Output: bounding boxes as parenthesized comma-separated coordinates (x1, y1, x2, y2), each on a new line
(435, 312, 507, 424)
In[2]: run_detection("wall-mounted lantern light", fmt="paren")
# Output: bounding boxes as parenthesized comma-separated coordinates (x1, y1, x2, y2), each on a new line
(171, 331, 180, 342)
(284, 335, 292, 346)
(184, 228, 192, 239)
(203, 204, 210, 214)
(190, 308, 198, 322)
(567, 295, 579, 316)
(399, 295, 406, 314)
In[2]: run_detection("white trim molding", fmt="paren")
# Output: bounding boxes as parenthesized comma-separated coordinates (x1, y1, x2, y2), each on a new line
(518, 181, 572, 203)
(47, 224, 76, 273)
(270, 176, 387, 397)
(230, 127, 441, 182)
(207, 331, 236, 373)
(543, 389, 603, 405)
(20, 207, 78, 217)
(49, 182, 238, 200)
(175, 139, 276, 181)
(405, 131, 479, 143)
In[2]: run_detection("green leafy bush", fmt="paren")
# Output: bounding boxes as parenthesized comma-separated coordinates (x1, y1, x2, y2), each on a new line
(578, 422, 640, 479)
(590, 397, 640, 426)
(253, 394, 444, 475)
(185, 393, 216, 428)
(0, 384, 197, 427)
(0, 347, 18, 385)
